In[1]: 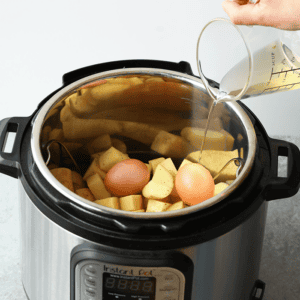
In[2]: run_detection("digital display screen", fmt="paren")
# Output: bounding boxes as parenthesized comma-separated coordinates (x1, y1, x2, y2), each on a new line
(103, 272, 156, 296)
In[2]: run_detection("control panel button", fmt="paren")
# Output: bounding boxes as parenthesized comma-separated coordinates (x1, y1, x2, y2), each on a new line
(164, 274, 175, 281)
(85, 277, 97, 288)
(160, 286, 177, 291)
(85, 288, 97, 298)
(84, 265, 97, 277)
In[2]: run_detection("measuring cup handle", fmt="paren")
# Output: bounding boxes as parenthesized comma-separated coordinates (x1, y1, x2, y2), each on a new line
(62, 60, 195, 85)
(0, 116, 31, 178)
(264, 138, 300, 201)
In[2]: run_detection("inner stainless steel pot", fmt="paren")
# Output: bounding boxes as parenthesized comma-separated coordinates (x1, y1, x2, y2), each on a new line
(30, 68, 256, 219)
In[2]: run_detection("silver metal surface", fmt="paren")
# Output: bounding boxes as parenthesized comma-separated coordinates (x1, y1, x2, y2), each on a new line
(30, 68, 257, 219)
(19, 181, 268, 300)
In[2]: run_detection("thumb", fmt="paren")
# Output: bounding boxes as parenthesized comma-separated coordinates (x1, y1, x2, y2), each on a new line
(222, 0, 260, 25)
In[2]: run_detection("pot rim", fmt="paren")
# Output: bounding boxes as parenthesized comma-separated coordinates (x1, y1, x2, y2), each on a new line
(31, 67, 257, 219)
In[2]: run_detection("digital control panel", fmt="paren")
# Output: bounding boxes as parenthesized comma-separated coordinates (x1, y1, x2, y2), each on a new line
(75, 260, 185, 300)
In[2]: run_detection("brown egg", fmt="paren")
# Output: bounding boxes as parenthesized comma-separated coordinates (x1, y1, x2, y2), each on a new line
(104, 159, 150, 196)
(175, 163, 215, 206)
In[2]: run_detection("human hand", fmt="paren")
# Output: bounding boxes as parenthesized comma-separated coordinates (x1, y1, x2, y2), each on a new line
(222, 0, 300, 30)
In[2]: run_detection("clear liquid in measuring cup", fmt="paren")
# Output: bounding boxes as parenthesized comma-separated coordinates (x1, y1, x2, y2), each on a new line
(220, 39, 300, 98)
(198, 39, 300, 160)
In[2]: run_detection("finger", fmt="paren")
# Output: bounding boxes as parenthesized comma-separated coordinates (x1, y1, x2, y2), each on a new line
(222, 0, 261, 25)
(230, 0, 250, 4)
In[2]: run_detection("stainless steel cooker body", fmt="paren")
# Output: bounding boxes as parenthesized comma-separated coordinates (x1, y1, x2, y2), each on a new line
(0, 60, 299, 300)
(19, 180, 268, 300)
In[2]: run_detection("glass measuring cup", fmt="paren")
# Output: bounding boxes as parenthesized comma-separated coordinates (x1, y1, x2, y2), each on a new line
(196, 18, 300, 102)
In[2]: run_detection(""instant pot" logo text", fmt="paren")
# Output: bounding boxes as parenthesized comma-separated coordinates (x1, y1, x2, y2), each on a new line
(104, 265, 153, 276)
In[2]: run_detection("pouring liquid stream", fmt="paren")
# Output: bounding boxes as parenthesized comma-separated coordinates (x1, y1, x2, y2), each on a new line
(198, 92, 226, 163)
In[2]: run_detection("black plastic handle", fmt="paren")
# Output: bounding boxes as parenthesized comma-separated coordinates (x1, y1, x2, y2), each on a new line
(62, 60, 195, 86)
(264, 137, 300, 201)
(0, 116, 31, 178)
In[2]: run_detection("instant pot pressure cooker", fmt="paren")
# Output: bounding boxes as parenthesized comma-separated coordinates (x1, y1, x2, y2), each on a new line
(0, 60, 299, 300)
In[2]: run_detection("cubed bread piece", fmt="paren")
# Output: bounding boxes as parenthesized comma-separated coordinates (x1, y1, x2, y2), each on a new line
(166, 201, 185, 211)
(87, 134, 112, 155)
(151, 131, 195, 158)
(83, 158, 106, 181)
(111, 138, 127, 154)
(214, 182, 229, 196)
(98, 147, 129, 172)
(159, 158, 177, 178)
(75, 188, 96, 201)
(119, 195, 144, 211)
(86, 173, 111, 200)
(180, 127, 234, 151)
(50, 168, 74, 192)
(146, 200, 172, 212)
(200, 149, 239, 183)
(148, 157, 165, 172)
(95, 197, 120, 209)
(131, 209, 146, 212)
(71, 171, 85, 190)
